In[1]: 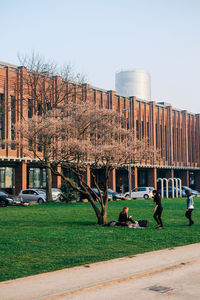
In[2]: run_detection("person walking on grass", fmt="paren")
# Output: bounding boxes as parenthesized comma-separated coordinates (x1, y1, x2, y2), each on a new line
(153, 190, 163, 229)
(185, 190, 194, 226)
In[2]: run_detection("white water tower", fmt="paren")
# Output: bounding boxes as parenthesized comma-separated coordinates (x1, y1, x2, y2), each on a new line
(115, 70, 151, 101)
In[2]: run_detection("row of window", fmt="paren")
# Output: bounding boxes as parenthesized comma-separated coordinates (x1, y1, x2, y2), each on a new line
(0, 165, 197, 196)
(0, 167, 46, 190)
(28, 101, 51, 118)
(0, 93, 47, 152)
(0, 93, 198, 164)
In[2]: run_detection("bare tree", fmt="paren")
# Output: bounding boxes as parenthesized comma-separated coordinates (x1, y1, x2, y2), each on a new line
(16, 100, 159, 224)
(17, 52, 86, 201)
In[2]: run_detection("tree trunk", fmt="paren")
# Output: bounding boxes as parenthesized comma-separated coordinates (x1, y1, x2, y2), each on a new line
(97, 166, 110, 225)
(46, 162, 53, 202)
(97, 206, 108, 225)
(86, 195, 107, 225)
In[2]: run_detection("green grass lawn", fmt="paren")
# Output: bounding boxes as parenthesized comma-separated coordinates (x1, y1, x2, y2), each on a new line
(0, 197, 200, 282)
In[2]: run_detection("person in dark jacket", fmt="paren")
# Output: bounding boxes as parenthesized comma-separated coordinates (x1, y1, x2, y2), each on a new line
(153, 190, 163, 229)
(185, 190, 194, 226)
(118, 206, 136, 226)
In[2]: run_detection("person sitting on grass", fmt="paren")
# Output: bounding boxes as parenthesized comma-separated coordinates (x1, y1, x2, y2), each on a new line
(118, 206, 136, 226)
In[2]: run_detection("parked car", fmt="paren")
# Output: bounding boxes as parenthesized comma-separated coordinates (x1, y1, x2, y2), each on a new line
(181, 186, 200, 197)
(161, 187, 183, 198)
(108, 189, 125, 200)
(92, 188, 122, 201)
(19, 189, 46, 204)
(51, 188, 64, 201)
(160, 186, 200, 198)
(0, 191, 21, 207)
(91, 188, 103, 201)
(80, 187, 125, 201)
(124, 187, 154, 199)
(88, 188, 113, 201)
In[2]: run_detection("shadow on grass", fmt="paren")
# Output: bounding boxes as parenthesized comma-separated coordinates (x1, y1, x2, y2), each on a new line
(62, 220, 98, 226)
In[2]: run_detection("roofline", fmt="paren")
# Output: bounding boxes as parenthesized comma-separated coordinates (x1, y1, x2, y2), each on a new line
(0, 61, 198, 115)
(0, 61, 18, 70)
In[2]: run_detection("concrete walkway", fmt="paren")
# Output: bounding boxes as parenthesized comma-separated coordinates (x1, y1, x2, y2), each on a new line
(1, 243, 200, 300)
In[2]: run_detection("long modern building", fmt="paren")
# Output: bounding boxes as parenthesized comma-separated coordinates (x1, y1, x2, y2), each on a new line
(0, 61, 200, 194)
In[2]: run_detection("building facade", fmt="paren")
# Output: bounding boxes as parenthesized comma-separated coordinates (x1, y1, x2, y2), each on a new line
(0, 61, 200, 194)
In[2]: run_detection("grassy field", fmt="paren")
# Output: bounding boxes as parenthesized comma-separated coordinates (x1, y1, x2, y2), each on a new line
(0, 197, 200, 282)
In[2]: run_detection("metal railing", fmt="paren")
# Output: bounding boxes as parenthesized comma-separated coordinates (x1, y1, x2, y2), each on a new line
(157, 177, 182, 198)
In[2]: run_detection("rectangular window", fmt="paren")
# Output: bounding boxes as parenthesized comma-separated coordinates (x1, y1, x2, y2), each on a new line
(28, 99, 33, 118)
(0, 94, 5, 148)
(37, 103, 42, 116)
(160, 125, 163, 156)
(118, 97, 120, 112)
(106, 94, 109, 109)
(127, 117, 130, 130)
(10, 96, 16, 149)
(109, 94, 112, 109)
(37, 137, 42, 152)
(160, 125, 162, 145)
(136, 120, 139, 139)
(188, 126, 191, 162)
(177, 128, 179, 161)
(0, 167, 13, 188)
(29, 168, 40, 188)
(123, 98, 126, 108)
(28, 139, 33, 151)
(173, 127, 175, 161)
(138, 170, 148, 187)
(165, 126, 168, 160)
(180, 128, 182, 162)
(142, 121, 144, 138)
(156, 124, 158, 148)
(100, 92, 103, 108)
(42, 169, 46, 188)
(0, 168, 5, 188)
(29, 168, 46, 188)
(46, 102, 51, 111)
(147, 122, 149, 139)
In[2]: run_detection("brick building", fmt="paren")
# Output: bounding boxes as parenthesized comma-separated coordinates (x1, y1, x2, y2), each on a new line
(0, 61, 200, 194)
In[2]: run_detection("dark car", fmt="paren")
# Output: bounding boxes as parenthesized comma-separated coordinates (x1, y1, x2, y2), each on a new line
(92, 188, 124, 201)
(181, 186, 200, 197)
(160, 186, 200, 198)
(78, 187, 102, 202)
(80, 188, 124, 202)
(83, 188, 107, 201)
(108, 189, 125, 200)
(91, 188, 103, 201)
(160, 187, 183, 198)
(0, 191, 21, 207)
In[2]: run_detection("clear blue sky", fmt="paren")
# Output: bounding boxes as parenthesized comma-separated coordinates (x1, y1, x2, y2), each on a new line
(1, 0, 200, 112)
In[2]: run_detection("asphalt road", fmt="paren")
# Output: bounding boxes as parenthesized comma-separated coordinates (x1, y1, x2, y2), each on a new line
(1, 243, 200, 300)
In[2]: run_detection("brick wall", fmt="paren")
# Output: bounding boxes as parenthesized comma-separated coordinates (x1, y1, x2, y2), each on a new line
(0, 61, 200, 190)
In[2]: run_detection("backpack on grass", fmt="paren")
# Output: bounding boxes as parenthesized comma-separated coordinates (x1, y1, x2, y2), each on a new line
(107, 220, 119, 227)
(138, 220, 149, 227)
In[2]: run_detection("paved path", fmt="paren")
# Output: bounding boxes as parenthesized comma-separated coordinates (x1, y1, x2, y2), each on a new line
(1, 243, 200, 300)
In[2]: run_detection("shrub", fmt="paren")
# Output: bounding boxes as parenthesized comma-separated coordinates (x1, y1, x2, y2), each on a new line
(60, 180, 80, 203)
